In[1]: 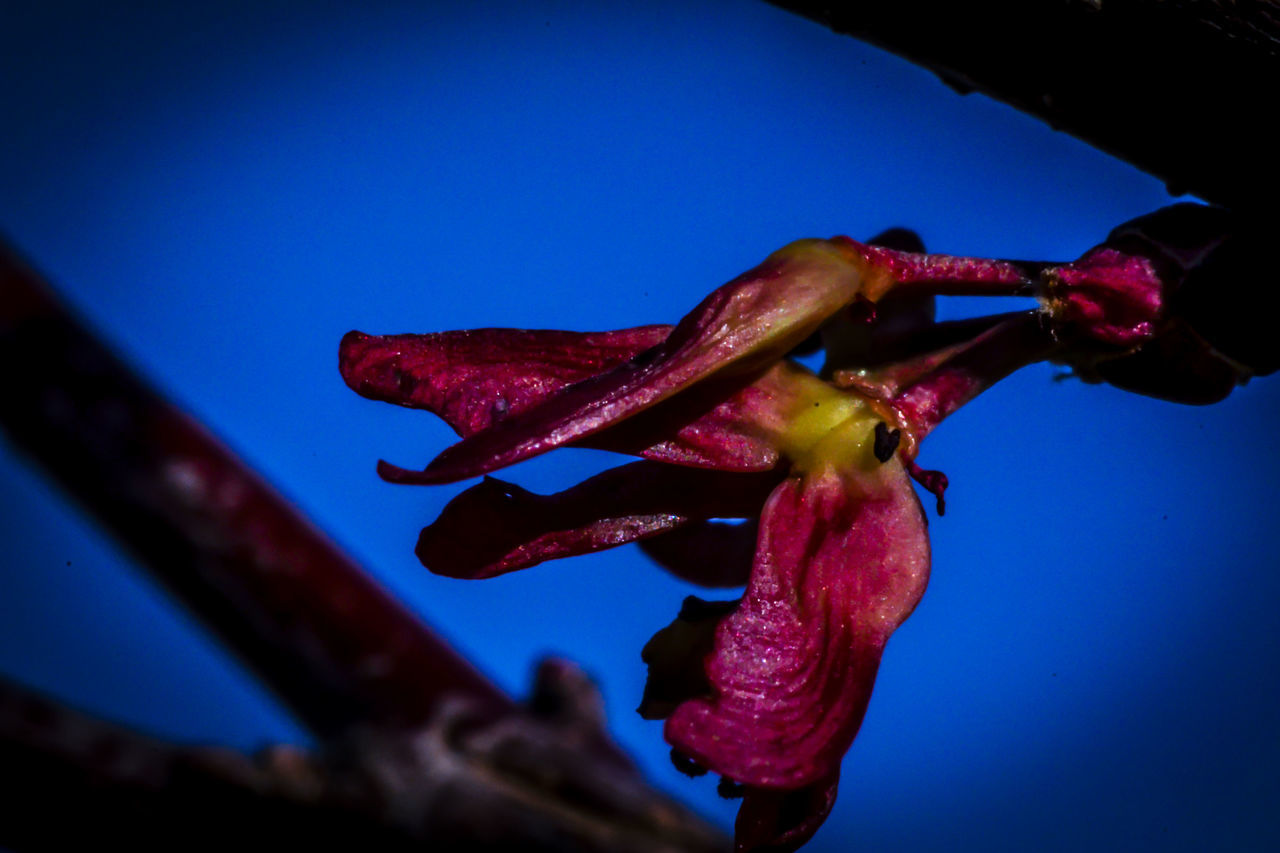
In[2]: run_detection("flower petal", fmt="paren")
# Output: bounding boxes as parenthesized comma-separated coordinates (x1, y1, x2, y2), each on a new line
(394, 239, 873, 484)
(664, 462, 930, 790)
(592, 370, 779, 471)
(415, 462, 781, 579)
(734, 774, 840, 853)
(339, 326, 670, 436)
(343, 326, 792, 472)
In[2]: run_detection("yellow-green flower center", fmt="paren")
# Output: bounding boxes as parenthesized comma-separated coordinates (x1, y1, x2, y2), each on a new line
(777, 369, 883, 475)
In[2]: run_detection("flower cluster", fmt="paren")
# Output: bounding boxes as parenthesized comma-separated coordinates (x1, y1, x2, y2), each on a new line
(339, 204, 1246, 851)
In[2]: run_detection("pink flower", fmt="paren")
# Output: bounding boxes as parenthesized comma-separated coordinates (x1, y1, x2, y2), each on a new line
(340, 211, 1205, 850)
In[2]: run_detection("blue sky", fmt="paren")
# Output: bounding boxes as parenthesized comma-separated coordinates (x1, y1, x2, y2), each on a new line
(2, 2, 1278, 850)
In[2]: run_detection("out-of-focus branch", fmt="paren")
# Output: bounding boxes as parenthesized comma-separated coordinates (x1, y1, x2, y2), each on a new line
(768, 1, 1280, 211)
(0, 240, 509, 737)
(0, 673, 421, 850)
(0, 239, 729, 851)
(0, 666, 728, 852)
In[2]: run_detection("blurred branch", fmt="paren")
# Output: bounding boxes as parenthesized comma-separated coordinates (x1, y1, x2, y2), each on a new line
(0, 240, 508, 737)
(0, 673, 419, 850)
(0, 240, 728, 852)
(0, 667, 727, 852)
(768, 0, 1280, 211)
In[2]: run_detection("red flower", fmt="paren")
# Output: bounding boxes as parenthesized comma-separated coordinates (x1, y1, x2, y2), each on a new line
(340, 212, 1199, 850)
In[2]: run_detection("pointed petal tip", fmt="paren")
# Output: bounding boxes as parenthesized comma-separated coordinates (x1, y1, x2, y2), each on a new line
(375, 458, 439, 485)
(337, 329, 369, 380)
(374, 452, 489, 486)
(734, 775, 840, 853)
(338, 329, 416, 404)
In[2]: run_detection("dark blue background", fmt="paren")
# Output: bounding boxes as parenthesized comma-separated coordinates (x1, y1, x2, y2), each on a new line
(3, 2, 1278, 849)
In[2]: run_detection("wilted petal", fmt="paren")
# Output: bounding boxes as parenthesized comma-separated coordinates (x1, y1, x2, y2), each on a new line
(339, 326, 670, 436)
(416, 462, 781, 579)
(343, 326, 798, 472)
(394, 239, 873, 484)
(735, 774, 840, 853)
(665, 463, 930, 790)
(600, 362, 811, 472)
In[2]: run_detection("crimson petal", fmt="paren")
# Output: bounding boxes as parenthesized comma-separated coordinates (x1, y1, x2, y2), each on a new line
(416, 462, 781, 579)
(594, 369, 784, 472)
(342, 326, 787, 472)
(395, 239, 873, 484)
(734, 774, 840, 853)
(339, 326, 669, 436)
(665, 463, 930, 790)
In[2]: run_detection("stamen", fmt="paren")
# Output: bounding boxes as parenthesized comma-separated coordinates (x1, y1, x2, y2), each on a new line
(873, 422, 901, 463)
(907, 462, 949, 516)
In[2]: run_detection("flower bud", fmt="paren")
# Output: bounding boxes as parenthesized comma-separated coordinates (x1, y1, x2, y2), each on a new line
(1057, 203, 1272, 403)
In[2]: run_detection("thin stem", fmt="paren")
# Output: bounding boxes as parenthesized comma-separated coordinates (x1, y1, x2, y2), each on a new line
(842, 310, 1056, 516)
(831, 309, 1032, 378)
(856, 242, 1053, 296)
(888, 311, 1057, 442)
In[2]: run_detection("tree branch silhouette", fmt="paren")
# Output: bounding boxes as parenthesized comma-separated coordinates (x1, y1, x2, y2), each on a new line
(769, 0, 1280, 211)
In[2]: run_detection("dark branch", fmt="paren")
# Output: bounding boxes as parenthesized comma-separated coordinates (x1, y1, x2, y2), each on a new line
(0, 674, 424, 851)
(0, 239, 509, 738)
(0, 669, 728, 852)
(768, 0, 1280, 211)
(0, 239, 729, 850)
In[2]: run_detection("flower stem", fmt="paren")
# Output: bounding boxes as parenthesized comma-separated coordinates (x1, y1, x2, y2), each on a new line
(849, 240, 1054, 297)
(887, 311, 1056, 443)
